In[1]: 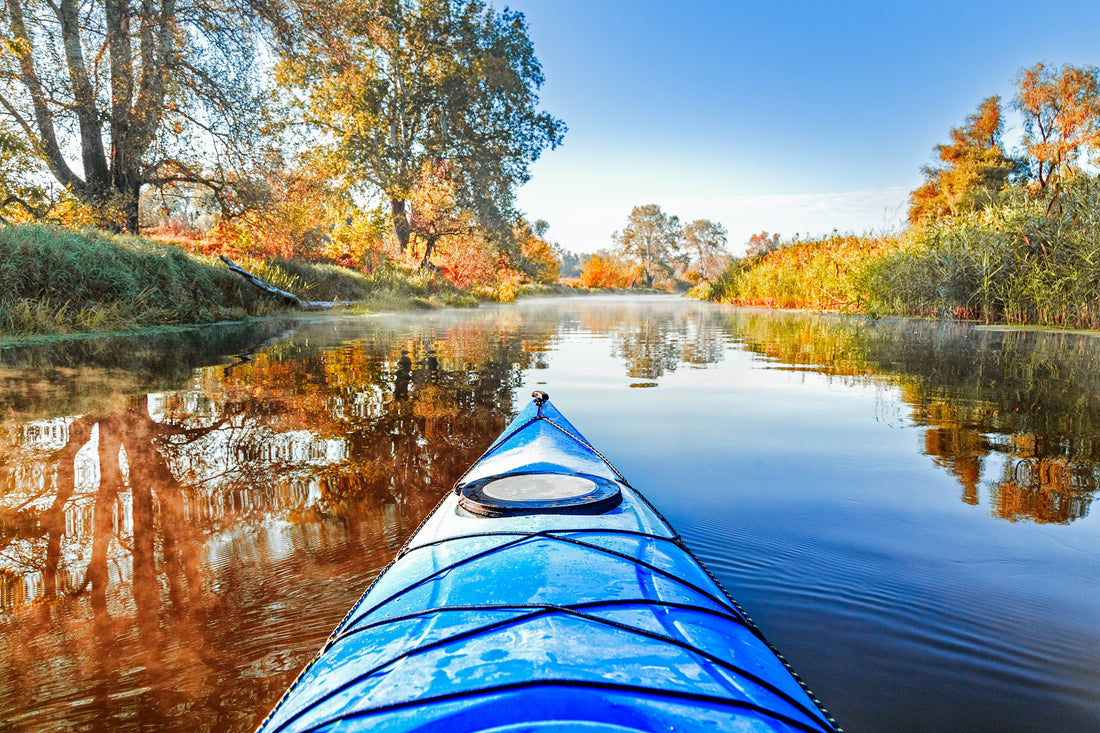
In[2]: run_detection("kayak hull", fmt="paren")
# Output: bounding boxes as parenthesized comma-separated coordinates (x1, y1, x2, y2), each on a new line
(258, 396, 838, 733)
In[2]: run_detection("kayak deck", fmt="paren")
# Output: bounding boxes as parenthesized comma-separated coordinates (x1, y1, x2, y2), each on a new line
(257, 394, 839, 733)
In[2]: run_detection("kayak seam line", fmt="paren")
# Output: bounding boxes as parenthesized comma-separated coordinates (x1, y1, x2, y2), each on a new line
(452, 411, 629, 492)
(295, 679, 837, 733)
(397, 526, 681, 558)
(277, 602, 831, 733)
(542, 416, 632, 485)
(331, 598, 750, 643)
(349, 530, 743, 634)
(620, 483, 844, 732)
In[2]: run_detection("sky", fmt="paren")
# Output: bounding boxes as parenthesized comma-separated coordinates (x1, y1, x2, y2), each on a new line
(507, 0, 1100, 254)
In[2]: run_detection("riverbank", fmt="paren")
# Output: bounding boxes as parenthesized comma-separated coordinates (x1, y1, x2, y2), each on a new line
(703, 181, 1100, 331)
(0, 224, 478, 341)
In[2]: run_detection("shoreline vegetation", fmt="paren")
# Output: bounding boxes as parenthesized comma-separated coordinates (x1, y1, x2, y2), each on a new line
(0, 224, 480, 343)
(4, 0, 1099, 342)
(700, 63, 1100, 332)
(699, 178, 1100, 330)
(0, 224, 649, 346)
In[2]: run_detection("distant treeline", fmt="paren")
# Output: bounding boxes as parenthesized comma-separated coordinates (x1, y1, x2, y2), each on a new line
(706, 62, 1100, 329)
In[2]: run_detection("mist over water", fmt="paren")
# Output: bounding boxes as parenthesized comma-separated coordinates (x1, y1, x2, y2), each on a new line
(2, 296, 1098, 732)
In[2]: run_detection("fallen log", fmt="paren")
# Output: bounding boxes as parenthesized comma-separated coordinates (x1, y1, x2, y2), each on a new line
(219, 255, 303, 307)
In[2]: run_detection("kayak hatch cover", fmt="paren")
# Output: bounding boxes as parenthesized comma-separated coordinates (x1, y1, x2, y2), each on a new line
(256, 391, 841, 733)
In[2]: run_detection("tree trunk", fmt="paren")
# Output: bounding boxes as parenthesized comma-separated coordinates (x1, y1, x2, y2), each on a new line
(117, 175, 142, 233)
(419, 234, 438, 270)
(391, 198, 411, 249)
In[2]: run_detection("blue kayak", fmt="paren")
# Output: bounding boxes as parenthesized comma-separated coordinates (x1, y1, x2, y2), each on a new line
(257, 392, 840, 732)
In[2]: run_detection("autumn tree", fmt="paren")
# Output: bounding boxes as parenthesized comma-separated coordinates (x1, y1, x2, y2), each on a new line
(406, 159, 478, 267)
(284, 0, 564, 266)
(1015, 63, 1100, 197)
(580, 253, 629, 288)
(744, 231, 780, 259)
(515, 219, 560, 283)
(613, 204, 683, 287)
(0, 0, 290, 232)
(908, 96, 1021, 224)
(681, 219, 728, 280)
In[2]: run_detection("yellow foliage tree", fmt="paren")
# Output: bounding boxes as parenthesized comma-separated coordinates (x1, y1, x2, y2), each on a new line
(909, 96, 1020, 224)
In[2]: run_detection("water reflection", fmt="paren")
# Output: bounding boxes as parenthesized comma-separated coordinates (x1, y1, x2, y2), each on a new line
(1, 300, 1099, 731)
(722, 310, 1100, 524)
(0, 314, 540, 729)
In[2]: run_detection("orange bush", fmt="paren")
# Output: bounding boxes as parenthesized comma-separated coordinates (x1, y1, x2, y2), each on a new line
(580, 254, 631, 288)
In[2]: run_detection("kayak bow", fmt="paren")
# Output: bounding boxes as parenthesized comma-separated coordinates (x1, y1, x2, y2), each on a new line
(257, 392, 840, 732)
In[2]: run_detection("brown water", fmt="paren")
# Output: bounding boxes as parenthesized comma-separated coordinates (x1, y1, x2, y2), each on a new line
(1, 296, 1099, 732)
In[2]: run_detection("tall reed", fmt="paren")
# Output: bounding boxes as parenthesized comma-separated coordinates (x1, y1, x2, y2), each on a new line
(707, 233, 902, 312)
(862, 180, 1100, 327)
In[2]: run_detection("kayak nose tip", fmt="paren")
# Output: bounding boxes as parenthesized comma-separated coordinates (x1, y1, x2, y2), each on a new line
(531, 390, 550, 405)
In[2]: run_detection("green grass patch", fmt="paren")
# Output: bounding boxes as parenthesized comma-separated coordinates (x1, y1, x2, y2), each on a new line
(0, 224, 479, 338)
(0, 224, 283, 335)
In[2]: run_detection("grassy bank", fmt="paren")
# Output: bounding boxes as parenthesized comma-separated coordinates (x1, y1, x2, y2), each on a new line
(705, 180, 1100, 330)
(0, 224, 476, 338)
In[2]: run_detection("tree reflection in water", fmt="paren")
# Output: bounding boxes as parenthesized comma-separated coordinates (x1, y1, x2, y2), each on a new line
(0, 315, 538, 730)
(726, 310, 1100, 524)
(2, 301, 1100, 730)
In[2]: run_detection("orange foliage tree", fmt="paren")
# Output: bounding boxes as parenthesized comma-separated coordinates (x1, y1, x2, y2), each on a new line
(198, 164, 392, 266)
(580, 254, 631, 288)
(515, 219, 561, 283)
(1015, 63, 1100, 197)
(908, 96, 1020, 224)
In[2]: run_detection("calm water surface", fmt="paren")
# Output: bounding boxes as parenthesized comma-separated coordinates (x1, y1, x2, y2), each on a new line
(1, 296, 1098, 732)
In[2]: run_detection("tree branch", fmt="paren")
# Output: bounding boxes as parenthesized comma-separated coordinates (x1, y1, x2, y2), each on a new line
(4, 0, 87, 195)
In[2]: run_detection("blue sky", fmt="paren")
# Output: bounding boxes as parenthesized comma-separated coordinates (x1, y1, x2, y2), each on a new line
(508, 1, 1100, 254)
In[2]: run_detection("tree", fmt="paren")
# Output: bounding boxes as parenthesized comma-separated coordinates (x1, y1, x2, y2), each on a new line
(681, 219, 728, 280)
(580, 253, 629, 288)
(744, 231, 780, 259)
(515, 219, 560, 283)
(1015, 63, 1100, 197)
(613, 204, 682, 287)
(0, 0, 288, 232)
(554, 245, 585, 278)
(0, 123, 48, 222)
(406, 159, 478, 268)
(908, 96, 1021, 224)
(284, 0, 564, 266)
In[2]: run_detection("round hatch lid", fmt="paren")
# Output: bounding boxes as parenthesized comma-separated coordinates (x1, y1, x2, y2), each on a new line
(458, 471, 622, 517)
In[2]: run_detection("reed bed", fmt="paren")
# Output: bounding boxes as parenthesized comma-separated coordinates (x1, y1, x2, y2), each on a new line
(708, 178, 1100, 330)
(862, 181, 1100, 327)
(707, 233, 902, 312)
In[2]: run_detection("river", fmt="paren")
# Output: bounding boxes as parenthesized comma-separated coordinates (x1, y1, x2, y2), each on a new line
(1, 295, 1098, 732)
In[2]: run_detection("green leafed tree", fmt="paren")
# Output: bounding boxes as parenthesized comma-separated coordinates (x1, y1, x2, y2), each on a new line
(613, 204, 683, 287)
(0, 122, 48, 221)
(0, 0, 287, 232)
(283, 0, 564, 268)
(908, 96, 1022, 224)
